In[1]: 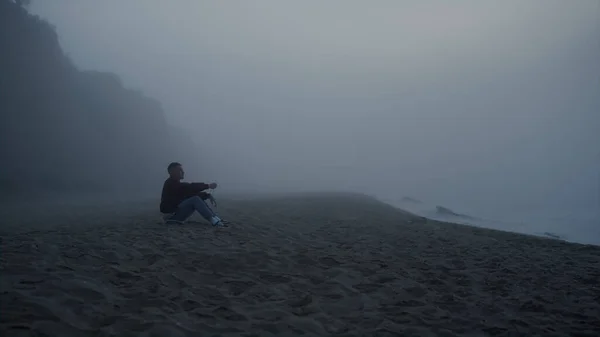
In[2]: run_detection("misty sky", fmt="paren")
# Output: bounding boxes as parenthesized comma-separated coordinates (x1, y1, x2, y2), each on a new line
(29, 1, 600, 214)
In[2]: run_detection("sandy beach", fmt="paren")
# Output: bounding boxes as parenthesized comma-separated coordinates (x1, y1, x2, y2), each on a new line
(1, 193, 599, 336)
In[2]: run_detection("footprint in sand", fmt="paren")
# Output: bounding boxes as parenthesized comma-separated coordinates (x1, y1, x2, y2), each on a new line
(395, 299, 427, 307)
(287, 294, 313, 308)
(318, 256, 340, 267)
(259, 273, 291, 283)
(142, 253, 163, 267)
(212, 306, 248, 321)
(223, 280, 256, 296)
(353, 283, 381, 293)
(113, 270, 143, 281)
(180, 299, 201, 312)
(404, 285, 428, 298)
(323, 292, 344, 300)
(65, 284, 106, 302)
(251, 323, 281, 335)
(242, 251, 271, 267)
(294, 255, 317, 266)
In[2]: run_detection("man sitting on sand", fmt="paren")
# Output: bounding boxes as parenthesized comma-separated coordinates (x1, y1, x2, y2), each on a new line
(160, 162, 224, 227)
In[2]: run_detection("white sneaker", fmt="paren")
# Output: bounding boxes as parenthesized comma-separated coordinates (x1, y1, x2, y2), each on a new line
(211, 216, 224, 227)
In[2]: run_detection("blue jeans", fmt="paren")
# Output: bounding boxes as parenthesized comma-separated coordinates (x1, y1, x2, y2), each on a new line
(169, 196, 216, 222)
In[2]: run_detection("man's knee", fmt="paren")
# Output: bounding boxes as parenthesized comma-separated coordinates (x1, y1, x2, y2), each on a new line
(189, 195, 203, 202)
(188, 195, 208, 208)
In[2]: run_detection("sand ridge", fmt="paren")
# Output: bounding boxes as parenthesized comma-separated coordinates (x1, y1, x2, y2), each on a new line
(1, 194, 599, 336)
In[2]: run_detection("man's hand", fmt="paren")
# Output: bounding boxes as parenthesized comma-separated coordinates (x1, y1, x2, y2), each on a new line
(208, 194, 218, 207)
(208, 182, 218, 189)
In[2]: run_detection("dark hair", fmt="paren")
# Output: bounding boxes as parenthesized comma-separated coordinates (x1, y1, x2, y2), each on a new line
(167, 162, 181, 172)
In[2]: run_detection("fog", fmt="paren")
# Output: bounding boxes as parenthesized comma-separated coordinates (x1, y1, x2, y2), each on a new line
(10, 1, 600, 241)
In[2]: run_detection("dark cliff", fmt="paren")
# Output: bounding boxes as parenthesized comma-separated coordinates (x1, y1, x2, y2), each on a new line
(1, 0, 203, 197)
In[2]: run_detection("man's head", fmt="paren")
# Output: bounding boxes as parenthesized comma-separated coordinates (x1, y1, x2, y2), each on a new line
(167, 162, 184, 180)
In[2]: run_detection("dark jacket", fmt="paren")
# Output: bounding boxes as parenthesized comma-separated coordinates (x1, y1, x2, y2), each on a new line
(160, 178, 210, 213)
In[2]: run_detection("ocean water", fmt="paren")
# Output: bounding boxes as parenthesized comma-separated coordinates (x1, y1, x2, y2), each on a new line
(383, 197, 600, 246)
(492, 206, 600, 246)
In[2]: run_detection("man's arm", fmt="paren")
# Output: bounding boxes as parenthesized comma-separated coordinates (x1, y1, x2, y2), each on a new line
(181, 182, 217, 198)
(189, 182, 210, 192)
